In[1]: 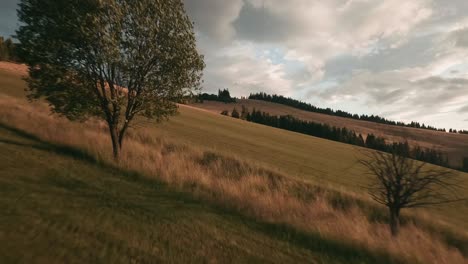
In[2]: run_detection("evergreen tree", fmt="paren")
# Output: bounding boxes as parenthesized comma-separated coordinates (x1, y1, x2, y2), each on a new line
(0, 36, 18, 61)
(240, 105, 248, 119)
(239, 108, 453, 170)
(463, 157, 468, 172)
(248, 92, 447, 132)
(231, 107, 240, 118)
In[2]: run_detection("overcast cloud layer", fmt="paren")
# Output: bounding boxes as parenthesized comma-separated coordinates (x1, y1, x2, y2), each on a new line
(1, 0, 468, 129)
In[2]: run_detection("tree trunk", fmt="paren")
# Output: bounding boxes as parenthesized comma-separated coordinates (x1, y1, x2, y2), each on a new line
(109, 124, 121, 161)
(389, 207, 400, 237)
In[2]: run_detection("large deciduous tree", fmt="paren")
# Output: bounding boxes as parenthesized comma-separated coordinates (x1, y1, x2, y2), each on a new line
(16, 0, 205, 159)
(358, 149, 464, 236)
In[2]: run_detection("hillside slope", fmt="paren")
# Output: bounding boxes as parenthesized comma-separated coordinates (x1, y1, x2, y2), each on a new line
(1, 62, 468, 263)
(1, 61, 467, 230)
(0, 63, 407, 264)
(190, 99, 468, 167)
(0, 125, 348, 263)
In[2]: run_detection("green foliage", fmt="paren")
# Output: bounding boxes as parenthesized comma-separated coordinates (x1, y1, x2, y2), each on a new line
(16, 0, 205, 158)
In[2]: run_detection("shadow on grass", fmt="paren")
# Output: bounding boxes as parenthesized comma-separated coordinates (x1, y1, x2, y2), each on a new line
(0, 122, 407, 264)
(0, 123, 99, 164)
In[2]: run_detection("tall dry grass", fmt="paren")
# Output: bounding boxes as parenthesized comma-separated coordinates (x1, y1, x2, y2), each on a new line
(0, 94, 466, 264)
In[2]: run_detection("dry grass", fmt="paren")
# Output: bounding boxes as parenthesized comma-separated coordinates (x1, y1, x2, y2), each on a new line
(0, 61, 28, 76)
(0, 94, 467, 264)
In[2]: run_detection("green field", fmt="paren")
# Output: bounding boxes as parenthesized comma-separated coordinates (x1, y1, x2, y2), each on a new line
(1, 114, 407, 263)
(1, 65, 467, 228)
(0, 65, 399, 263)
(153, 106, 468, 229)
(1, 64, 467, 262)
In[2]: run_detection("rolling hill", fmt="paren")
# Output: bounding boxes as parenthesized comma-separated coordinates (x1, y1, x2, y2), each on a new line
(190, 99, 468, 168)
(1, 125, 329, 263)
(1, 61, 468, 263)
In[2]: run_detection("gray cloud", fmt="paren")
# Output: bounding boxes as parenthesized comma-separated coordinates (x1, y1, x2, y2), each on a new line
(451, 28, 468, 47)
(460, 105, 468, 113)
(233, 1, 298, 43)
(0, 0, 19, 37)
(184, 0, 243, 42)
(315, 69, 468, 128)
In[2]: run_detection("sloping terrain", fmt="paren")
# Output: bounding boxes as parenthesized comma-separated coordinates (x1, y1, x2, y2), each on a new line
(0, 65, 403, 264)
(1, 61, 467, 229)
(190, 99, 468, 167)
(1, 61, 468, 263)
(0, 125, 341, 263)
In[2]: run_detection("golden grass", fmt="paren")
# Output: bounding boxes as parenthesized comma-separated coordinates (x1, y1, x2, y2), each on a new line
(1, 94, 466, 264)
(2, 62, 467, 230)
(0, 61, 28, 76)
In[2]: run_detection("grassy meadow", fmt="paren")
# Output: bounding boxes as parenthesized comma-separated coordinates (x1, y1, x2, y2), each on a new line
(191, 99, 468, 168)
(1, 62, 468, 263)
(0, 125, 328, 263)
(152, 104, 468, 229)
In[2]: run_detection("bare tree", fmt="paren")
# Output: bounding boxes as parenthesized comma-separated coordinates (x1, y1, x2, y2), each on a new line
(358, 150, 464, 236)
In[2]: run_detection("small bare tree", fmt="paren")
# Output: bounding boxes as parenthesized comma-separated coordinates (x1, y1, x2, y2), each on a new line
(358, 150, 464, 236)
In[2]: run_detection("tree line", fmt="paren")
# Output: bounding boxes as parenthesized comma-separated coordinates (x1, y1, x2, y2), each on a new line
(248, 92, 464, 134)
(198, 89, 236, 103)
(223, 107, 458, 170)
(0, 36, 20, 62)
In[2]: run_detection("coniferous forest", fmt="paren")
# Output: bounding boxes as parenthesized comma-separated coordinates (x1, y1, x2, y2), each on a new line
(249, 92, 467, 134)
(225, 107, 456, 170)
(0, 36, 19, 62)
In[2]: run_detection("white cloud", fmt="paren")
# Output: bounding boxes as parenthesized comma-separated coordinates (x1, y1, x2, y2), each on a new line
(200, 40, 294, 96)
(316, 68, 468, 129)
(236, 0, 433, 76)
(182, 0, 468, 128)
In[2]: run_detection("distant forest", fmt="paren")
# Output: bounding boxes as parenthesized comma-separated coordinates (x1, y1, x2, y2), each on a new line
(222, 106, 468, 172)
(248, 92, 468, 135)
(0, 36, 19, 62)
(198, 89, 236, 103)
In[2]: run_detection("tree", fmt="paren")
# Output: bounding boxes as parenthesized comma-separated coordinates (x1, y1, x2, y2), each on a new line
(358, 150, 464, 236)
(240, 105, 249, 119)
(16, 0, 205, 160)
(0, 37, 18, 61)
(463, 157, 468, 172)
(218, 88, 235, 103)
(231, 107, 240, 118)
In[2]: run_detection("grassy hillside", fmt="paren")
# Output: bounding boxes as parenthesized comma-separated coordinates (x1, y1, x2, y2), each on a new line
(190, 100, 468, 168)
(1, 62, 467, 263)
(1, 125, 364, 263)
(148, 105, 468, 229)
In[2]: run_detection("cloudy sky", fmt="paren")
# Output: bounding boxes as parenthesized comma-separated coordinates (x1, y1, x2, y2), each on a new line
(1, 0, 468, 129)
